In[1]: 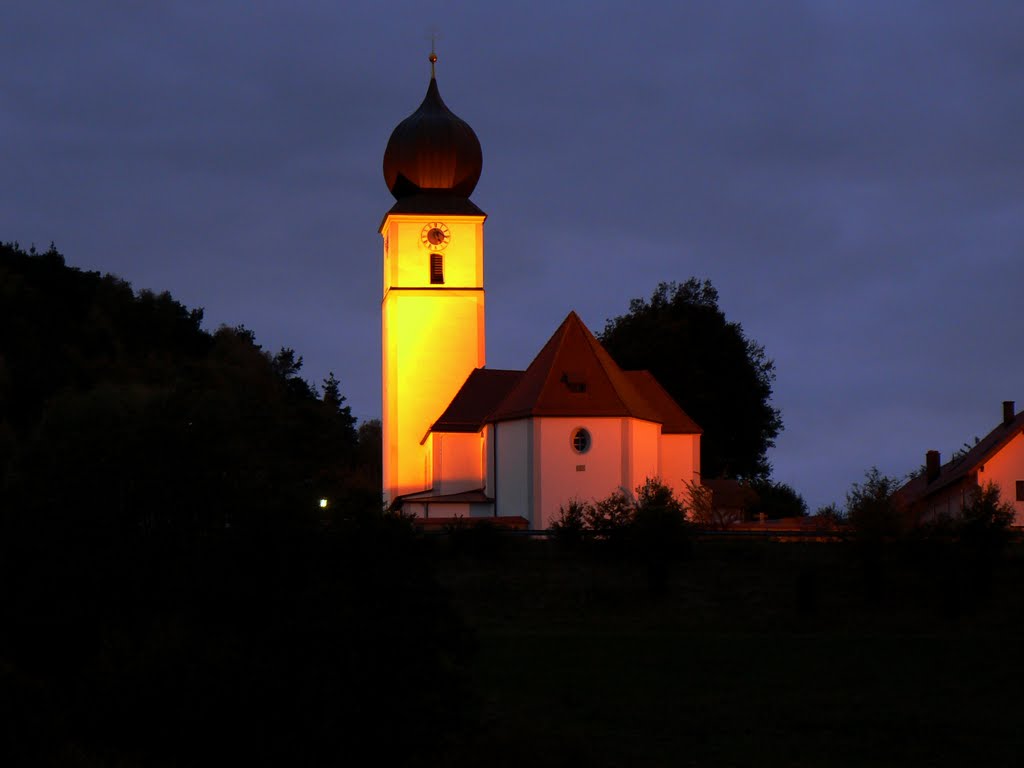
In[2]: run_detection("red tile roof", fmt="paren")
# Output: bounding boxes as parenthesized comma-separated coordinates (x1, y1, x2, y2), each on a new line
(489, 311, 669, 423)
(625, 370, 702, 435)
(430, 368, 523, 433)
(428, 311, 702, 436)
(380, 192, 486, 223)
(400, 488, 495, 505)
(703, 477, 757, 508)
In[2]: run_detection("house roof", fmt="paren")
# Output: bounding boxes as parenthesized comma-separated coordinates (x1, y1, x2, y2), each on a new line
(896, 404, 1024, 506)
(430, 368, 523, 434)
(399, 488, 495, 505)
(428, 311, 702, 436)
(703, 477, 757, 509)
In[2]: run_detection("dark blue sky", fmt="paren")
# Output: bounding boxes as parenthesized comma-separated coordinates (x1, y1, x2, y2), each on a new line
(3, 1, 1022, 510)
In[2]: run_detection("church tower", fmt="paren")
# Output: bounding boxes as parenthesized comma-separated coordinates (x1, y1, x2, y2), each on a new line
(380, 53, 486, 506)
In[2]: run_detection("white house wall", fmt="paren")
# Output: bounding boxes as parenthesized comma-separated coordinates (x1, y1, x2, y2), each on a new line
(977, 431, 1024, 525)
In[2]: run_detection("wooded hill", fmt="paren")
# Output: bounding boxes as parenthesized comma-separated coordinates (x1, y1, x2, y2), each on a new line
(1, 243, 467, 767)
(0, 241, 379, 532)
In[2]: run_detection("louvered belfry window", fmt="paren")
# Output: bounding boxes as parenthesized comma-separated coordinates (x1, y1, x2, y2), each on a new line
(430, 254, 444, 284)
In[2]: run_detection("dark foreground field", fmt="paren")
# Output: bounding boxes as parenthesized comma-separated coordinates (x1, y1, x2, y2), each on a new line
(437, 536, 1024, 768)
(5, 530, 1024, 766)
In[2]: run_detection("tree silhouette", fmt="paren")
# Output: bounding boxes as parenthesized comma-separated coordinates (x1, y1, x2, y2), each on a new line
(845, 467, 903, 541)
(747, 479, 808, 519)
(0, 241, 366, 532)
(600, 279, 782, 479)
(1, 242, 462, 766)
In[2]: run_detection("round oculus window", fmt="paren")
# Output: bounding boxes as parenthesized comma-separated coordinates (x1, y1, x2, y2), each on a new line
(571, 427, 591, 454)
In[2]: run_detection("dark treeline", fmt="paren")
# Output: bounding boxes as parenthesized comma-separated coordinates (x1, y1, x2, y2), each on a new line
(0, 243, 469, 765)
(0, 241, 382, 532)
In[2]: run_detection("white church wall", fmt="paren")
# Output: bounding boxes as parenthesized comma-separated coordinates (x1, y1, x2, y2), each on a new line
(484, 423, 495, 498)
(495, 419, 533, 522)
(660, 434, 701, 499)
(432, 432, 486, 496)
(534, 417, 630, 530)
(626, 419, 662, 493)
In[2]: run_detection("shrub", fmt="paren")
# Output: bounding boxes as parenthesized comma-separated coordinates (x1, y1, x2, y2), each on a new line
(549, 498, 589, 545)
(845, 468, 904, 603)
(632, 478, 692, 594)
(845, 467, 904, 541)
(682, 480, 717, 527)
(585, 488, 635, 541)
(633, 478, 691, 552)
(958, 482, 1014, 553)
(636, 477, 687, 517)
(747, 479, 809, 519)
(812, 503, 845, 531)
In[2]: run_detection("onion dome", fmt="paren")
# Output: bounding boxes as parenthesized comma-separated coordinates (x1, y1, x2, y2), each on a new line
(383, 56, 483, 199)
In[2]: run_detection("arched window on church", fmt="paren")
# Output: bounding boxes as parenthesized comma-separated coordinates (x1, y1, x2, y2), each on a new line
(430, 254, 444, 284)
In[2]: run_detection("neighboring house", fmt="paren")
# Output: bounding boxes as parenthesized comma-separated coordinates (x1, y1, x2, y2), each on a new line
(379, 61, 701, 529)
(896, 401, 1024, 526)
(701, 477, 757, 526)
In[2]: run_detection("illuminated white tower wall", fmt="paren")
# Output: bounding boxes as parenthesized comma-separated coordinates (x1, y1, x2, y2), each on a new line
(380, 58, 486, 506)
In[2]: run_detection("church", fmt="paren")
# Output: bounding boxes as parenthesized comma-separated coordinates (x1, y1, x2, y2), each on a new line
(380, 56, 702, 530)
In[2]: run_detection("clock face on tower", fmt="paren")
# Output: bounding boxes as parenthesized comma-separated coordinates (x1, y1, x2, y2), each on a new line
(421, 222, 450, 251)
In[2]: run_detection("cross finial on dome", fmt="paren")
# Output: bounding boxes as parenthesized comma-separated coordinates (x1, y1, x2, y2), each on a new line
(429, 35, 438, 79)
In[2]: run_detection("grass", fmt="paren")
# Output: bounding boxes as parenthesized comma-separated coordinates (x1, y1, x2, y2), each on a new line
(433, 538, 1024, 767)
(7, 529, 1023, 765)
